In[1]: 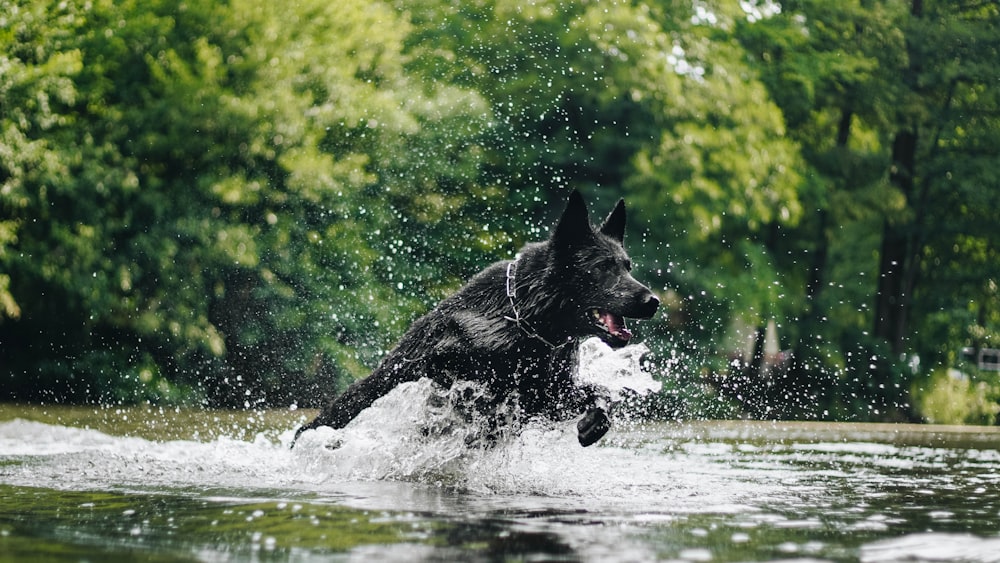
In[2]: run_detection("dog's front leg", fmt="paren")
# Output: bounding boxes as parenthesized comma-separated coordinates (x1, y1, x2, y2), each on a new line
(575, 385, 612, 447)
(543, 347, 613, 446)
(577, 396, 610, 447)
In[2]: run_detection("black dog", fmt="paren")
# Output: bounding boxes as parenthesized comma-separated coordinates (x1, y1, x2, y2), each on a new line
(294, 191, 658, 447)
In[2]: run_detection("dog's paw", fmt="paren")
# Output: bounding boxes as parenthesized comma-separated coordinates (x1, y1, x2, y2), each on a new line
(576, 407, 610, 447)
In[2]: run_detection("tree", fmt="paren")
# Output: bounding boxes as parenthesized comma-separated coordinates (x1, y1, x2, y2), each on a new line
(739, 0, 1000, 420)
(398, 0, 803, 323)
(0, 0, 492, 406)
(394, 0, 808, 419)
(876, 0, 1000, 358)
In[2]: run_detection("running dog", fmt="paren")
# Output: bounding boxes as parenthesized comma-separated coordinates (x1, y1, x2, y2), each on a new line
(295, 190, 659, 447)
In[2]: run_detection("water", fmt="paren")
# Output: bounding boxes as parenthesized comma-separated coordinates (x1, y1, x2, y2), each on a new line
(2, 343, 1000, 561)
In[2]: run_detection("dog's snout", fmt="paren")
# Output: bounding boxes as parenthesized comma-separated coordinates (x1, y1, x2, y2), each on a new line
(619, 275, 659, 319)
(639, 291, 659, 318)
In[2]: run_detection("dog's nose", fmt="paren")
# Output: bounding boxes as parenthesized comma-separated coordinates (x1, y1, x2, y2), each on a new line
(644, 292, 659, 314)
(633, 291, 659, 319)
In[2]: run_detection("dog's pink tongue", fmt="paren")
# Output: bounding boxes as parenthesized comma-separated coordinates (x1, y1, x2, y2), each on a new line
(601, 311, 632, 342)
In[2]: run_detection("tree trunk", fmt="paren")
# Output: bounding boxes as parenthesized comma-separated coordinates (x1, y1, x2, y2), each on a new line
(874, 130, 916, 355)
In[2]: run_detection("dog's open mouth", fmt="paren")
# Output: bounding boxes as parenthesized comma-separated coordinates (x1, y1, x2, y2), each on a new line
(590, 308, 633, 345)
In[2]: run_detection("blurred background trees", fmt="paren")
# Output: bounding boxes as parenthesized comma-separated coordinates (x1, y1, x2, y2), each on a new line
(2, 0, 998, 423)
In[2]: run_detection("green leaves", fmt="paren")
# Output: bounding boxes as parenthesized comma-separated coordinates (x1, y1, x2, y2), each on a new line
(1, 0, 997, 420)
(0, 0, 456, 404)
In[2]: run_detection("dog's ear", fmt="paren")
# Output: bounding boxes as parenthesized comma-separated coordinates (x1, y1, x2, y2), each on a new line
(552, 189, 592, 246)
(600, 199, 626, 244)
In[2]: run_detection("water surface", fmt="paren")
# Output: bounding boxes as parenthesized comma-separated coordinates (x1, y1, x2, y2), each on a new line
(3, 399, 1000, 562)
(2, 345, 999, 561)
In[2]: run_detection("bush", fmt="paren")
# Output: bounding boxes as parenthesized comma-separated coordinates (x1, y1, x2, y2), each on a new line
(914, 369, 1000, 425)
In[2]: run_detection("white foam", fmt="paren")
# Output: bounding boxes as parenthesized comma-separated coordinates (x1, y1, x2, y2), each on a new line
(290, 339, 668, 492)
(861, 533, 1000, 563)
(577, 338, 662, 396)
(0, 419, 130, 455)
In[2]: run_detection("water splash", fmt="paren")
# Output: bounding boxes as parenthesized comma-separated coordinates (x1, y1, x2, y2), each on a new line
(577, 338, 661, 396)
(292, 339, 666, 492)
(2, 339, 668, 500)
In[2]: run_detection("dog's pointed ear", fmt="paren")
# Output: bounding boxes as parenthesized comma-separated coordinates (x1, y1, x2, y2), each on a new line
(600, 199, 626, 244)
(552, 189, 592, 245)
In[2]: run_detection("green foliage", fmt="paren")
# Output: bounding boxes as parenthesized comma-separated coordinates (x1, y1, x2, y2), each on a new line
(735, 0, 1000, 420)
(914, 369, 1000, 426)
(0, 0, 491, 406)
(1, 0, 998, 422)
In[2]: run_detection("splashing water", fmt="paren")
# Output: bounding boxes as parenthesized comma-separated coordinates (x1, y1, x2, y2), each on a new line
(0, 339, 754, 511)
(293, 339, 666, 493)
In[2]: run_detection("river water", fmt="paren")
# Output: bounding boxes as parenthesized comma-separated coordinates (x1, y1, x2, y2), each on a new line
(2, 345, 1000, 561)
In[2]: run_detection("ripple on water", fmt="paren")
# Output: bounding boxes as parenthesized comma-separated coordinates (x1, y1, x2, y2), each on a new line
(861, 533, 1000, 563)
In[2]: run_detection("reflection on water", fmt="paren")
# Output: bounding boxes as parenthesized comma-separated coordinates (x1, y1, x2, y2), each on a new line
(2, 398, 999, 562)
(0, 484, 439, 561)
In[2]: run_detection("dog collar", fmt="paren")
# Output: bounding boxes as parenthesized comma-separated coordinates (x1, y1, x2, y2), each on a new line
(504, 257, 560, 349)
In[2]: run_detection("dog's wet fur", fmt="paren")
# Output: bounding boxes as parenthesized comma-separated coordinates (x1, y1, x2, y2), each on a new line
(294, 190, 659, 447)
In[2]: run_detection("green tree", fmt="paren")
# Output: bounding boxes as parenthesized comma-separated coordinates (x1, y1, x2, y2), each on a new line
(879, 0, 1000, 364)
(396, 0, 806, 418)
(739, 0, 1000, 420)
(0, 0, 491, 406)
(399, 1, 802, 305)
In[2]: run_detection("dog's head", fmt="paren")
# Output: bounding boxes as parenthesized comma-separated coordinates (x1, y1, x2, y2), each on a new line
(549, 191, 659, 348)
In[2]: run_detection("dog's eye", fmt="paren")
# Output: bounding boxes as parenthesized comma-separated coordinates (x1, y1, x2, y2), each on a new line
(624, 259, 632, 272)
